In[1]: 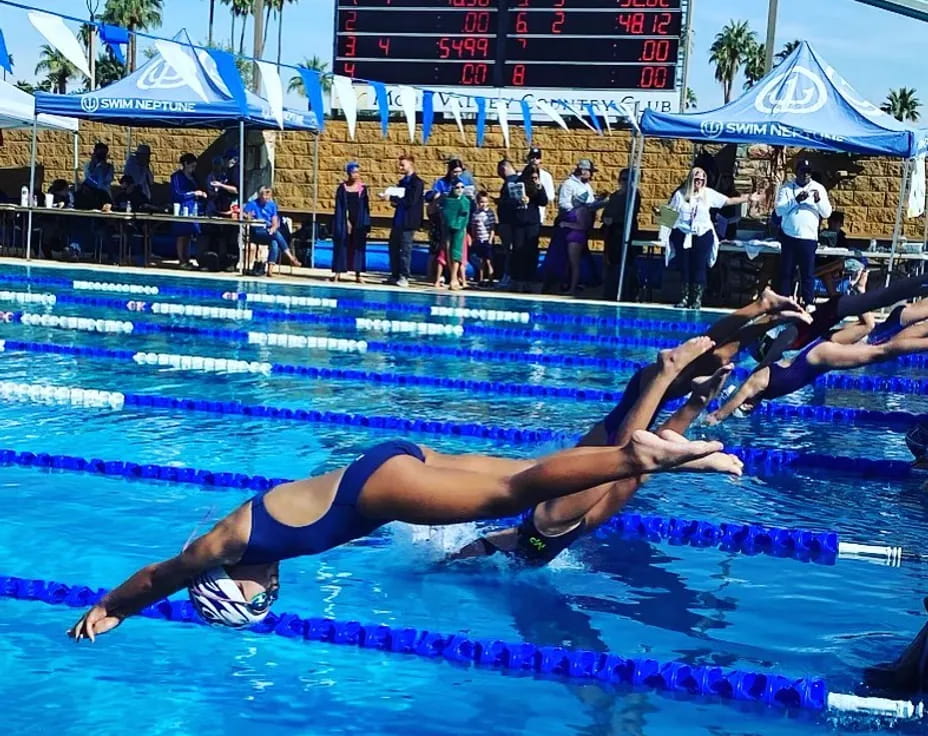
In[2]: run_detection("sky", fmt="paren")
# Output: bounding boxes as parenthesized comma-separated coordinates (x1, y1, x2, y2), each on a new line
(1, 0, 926, 113)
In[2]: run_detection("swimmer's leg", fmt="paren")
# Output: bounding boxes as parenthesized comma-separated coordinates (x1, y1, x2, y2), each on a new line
(702, 287, 803, 344)
(900, 298, 928, 327)
(660, 363, 735, 436)
(835, 273, 928, 319)
(807, 320, 928, 370)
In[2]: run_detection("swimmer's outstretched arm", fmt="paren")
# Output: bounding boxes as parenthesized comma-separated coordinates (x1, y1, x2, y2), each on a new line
(707, 368, 771, 424)
(68, 521, 245, 642)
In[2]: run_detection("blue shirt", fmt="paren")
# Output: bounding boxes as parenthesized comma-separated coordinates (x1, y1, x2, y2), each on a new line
(392, 175, 411, 226)
(244, 198, 279, 229)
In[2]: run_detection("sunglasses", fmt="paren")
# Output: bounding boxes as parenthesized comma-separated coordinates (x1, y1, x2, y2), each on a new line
(694, 177, 706, 182)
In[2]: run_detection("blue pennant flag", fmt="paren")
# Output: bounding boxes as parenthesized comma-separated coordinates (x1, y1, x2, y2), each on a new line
(0, 29, 12, 75)
(583, 102, 603, 134)
(369, 81, 389, 138)
(475, 96, 486, 147)
(298, 68, 326, 133)
(520, 100, 533, 143)
(422, 91, 434, 143)
(206, 47, 247, 115)
(99, 23, 129, 65)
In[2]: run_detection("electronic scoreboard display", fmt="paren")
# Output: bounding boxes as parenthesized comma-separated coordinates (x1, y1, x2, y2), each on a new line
(334, 0, 683, 93)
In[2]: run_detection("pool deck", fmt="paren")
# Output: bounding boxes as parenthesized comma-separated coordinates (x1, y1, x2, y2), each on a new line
(0, 257, 731, 315)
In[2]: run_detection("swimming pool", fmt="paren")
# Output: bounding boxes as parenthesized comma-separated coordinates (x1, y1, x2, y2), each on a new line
(0, 260, 924, 735)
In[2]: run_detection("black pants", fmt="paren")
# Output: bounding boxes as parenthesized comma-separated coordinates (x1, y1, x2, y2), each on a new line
(389, 227, 414, 280)
(511, 223, 540, 281)
(670, 228, 714, 287)
(779, 234, 818, 304)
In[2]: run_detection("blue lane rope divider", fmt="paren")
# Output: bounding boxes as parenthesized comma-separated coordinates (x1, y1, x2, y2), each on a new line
(0, 447, 910, 566)
(0, 574, 920, 719)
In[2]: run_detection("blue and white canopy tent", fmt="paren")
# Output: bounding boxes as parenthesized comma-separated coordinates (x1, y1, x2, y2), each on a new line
(27, 30, 319, 260)
(620, 41, 928, 296)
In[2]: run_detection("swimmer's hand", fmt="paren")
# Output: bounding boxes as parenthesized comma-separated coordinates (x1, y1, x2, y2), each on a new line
(68, 605, 123, 643)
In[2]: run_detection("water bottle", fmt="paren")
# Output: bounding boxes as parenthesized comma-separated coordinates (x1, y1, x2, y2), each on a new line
(19, 186, 28, 207)
(869, 239, 877, 252)
(125, 200, 132, 214)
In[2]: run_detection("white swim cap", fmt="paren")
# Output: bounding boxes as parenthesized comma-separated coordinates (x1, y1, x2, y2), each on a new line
(187, 567, 273, 628)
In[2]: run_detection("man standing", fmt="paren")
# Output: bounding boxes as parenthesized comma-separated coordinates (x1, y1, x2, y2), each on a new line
(527, 147, 555, 225)
(557, 158, 598, 216)
(495, 159, 519, 288)
(775, 159, 832, 306)
(383, 154, 424, 288)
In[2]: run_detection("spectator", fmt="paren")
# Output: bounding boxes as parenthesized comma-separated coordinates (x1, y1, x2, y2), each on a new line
(123, 144, 154, 201)
(601, 168, 642, 301)
(244, 186, 301, 277)
(555, 158, 605, 295)
(170, 152, 208, 269)
(83, 142, 114, 194)
(113, 174, 150, 213)
(382, 154, 424, 288)
(207, 154, 238, 216)
(426, 159, 466, 286)
(557, 158, 598, 216)
(666, 166, 757, 310)
(526, 147, 555, 224)
(495, 159, 519, 288)
(470, 190, 496, 286)
(47, 179, 74, 209)
(440, 180, 471, 291)
(510, 163, 548, 293)
(331, 162, 371, 283)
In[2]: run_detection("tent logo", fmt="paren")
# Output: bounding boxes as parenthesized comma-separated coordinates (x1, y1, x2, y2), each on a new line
(700, 120, 724, 139)
(754, 66, 827, 115)
(137, 58, 187, 90)
(81, 96, 100, 113)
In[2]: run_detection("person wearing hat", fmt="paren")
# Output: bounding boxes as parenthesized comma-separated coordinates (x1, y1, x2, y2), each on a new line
(775, 159, 833, 306)
(557, 158, 599, 215)
(526, 147, 555, 225)
(552, 159, 606, 295)
(331, 162, 371, 283)
(123, 144, 154, 201)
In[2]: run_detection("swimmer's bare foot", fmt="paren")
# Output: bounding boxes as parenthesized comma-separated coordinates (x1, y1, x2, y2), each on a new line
(676, 451, 743, 476)
(627, 429, 724, 474)
(657, 336, 715, 377)
(759, 287, 803, 315)
(690, 364, 734, 406)
(772, 308, 814, 325)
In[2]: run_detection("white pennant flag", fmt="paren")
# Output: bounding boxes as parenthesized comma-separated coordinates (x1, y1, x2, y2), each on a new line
(533, 99, 568, 130)
(396, 85, 417, 142)
(155, 40, 210, 103)
(558, 100, 596, 132)
(495, 98, 510, 150)
(256, 60, 285, 129)
(29, 12, 92, 80)
(331, 75, 358, 139)
(602, 104, 612, 134)
(444, 95, 466, 142)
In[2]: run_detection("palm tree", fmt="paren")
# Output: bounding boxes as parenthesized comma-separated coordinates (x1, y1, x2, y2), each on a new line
(15, 80, 36, 94)
(685, 87, 697, 111)
(775, 39, 801, 65)
(288, 56, 331, 96)
(102, 0, 164, 72)
(207, 0, 216, 45)
(226, 0, 252, 54)
(35, 45, 77, 94)
(95, 50, 127, 86)
(882, 87, 921, 122)
(708, 20, 755, 104)
(743, 41, 766, 90)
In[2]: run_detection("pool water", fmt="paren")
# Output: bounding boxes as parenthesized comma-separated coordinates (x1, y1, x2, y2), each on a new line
(0, 261, 925, 735)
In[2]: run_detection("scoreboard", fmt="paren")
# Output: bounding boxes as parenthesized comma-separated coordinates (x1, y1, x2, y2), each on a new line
(334, 0, 684, 99)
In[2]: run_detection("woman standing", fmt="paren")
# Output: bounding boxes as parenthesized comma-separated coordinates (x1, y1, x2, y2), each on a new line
(171, 153, 208, 269)
(440, 181, 472, 291)
(510, 164, 548, 292)
(331, 162, 371, 283)
(666, 167, 757, 310)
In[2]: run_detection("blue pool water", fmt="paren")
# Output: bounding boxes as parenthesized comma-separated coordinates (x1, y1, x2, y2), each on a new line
(0, 260, 925, 735)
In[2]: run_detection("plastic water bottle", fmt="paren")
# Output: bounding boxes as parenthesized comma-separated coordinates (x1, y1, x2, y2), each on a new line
(125, 200, 132, 214)
(869, 239, 877, 252)
(19, 186, 28, 207)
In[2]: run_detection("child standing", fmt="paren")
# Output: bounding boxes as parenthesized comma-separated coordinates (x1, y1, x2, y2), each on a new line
(471, 191, 497, 286)
(440, 182, 472, 291)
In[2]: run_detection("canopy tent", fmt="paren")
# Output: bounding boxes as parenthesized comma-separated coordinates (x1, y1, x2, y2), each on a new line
(0, 78, 77, 132)
(615, 42, 926, 299)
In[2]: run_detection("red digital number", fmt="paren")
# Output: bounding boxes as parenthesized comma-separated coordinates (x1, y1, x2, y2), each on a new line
(461, 62, 488, 84)
(639, 38, 671, 62)
(341, 62, 356, 77)
(438, 38, 450, 58)
(463, 11, 490, 33)
(517, 0, 529, 6)
(554, 0, 565, 5)
(378, 37, 391, 55)
(440, 37, 489, 58)
(640, 65, 670, 88)
(511, 64, 526, 86)
(550, 10, 565, 33)
(618, 0, 669, 7)
(652, 12, 672, 33)
(449, 0, 489, 6)
(515, 11, 528, 33)
(343, 10, 357, 31)
(343, 35, 357, 56)
(617, 12, 645, 34)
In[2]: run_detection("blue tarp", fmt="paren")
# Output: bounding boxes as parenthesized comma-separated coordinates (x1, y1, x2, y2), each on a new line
(641, 42, 926, 158)
(33, 30, 317, 131)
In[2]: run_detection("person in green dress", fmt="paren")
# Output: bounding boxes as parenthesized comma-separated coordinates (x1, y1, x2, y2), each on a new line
(440, 182, 472, 291)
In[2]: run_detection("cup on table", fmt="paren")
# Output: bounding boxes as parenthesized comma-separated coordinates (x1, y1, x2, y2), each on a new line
(44, 193, 54, 208)
(173, 203, 181, 216)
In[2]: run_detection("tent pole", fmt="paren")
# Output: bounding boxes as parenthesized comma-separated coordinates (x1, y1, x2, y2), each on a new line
(310, 131, 319, 269)
(72, 131, 79, 185)
(886, 158, 911, 287)
(239, 121, 246, 276)
(922, 168, 928, 253)
(617, 131, 644, 303)
(26, 116, 38, 262)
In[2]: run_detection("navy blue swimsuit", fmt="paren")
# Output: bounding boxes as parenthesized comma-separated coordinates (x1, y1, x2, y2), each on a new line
(763, 339, 828, 400)
(237, 440, 426, 565)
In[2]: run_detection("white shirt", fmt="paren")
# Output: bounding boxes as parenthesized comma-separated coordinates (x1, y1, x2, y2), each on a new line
(775, 179, 833, 240)
(558, 174, 594, 214)
(669, 187, 728, 236)
(538, 168, 555, 224)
